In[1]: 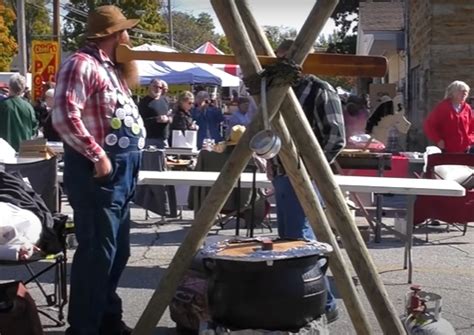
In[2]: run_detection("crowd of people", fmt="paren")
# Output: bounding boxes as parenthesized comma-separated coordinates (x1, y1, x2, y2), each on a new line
(0, 4, 473, 334)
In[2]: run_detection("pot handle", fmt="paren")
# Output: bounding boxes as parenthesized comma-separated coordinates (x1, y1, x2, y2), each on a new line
(317, 255, 330, 275)
(202, 258, 216, 275)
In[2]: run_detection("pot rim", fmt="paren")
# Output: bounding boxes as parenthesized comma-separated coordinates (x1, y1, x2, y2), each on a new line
(201, 238, 333, 262)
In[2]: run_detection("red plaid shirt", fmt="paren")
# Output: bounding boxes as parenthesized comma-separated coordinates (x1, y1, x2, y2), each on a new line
(52, 43, 132, 162)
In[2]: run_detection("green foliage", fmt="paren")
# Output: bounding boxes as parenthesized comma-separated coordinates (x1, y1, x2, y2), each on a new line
(0, 0, 17, 71)
(263, 25, 297, 50)
(326, 34, 357, 54)
(216, 35, 232, 54)
(62, 0, 167, 51)
(25, 0, 52, 40)
(330, 0, 358, 37)
(5, 0, 51, 70)
(315, 1, 359, 55)
(169, 11, 218, 51)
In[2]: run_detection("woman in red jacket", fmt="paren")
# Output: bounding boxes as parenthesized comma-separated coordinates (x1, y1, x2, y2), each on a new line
(424, 80, 474, 153)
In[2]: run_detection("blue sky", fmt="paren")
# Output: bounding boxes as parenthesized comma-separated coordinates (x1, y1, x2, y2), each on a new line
(172, 0, 337, 37)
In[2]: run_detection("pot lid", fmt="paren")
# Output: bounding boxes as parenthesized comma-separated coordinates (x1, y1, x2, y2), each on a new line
(201, 237, 333, 262)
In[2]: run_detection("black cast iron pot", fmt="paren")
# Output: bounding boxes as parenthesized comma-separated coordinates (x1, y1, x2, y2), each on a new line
(203, 254, 328, 331)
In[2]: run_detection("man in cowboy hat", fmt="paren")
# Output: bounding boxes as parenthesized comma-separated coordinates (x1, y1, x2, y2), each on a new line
(52, 5, 144, 335)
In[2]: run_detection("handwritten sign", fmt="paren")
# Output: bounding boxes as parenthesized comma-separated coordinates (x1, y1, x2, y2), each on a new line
(31, 40, 59, 102)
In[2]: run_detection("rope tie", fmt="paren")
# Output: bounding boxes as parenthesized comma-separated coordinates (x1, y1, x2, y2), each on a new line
(243, 58, 302, 95)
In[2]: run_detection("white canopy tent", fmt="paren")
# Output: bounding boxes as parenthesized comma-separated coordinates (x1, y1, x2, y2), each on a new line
(135, 44, 241, 87)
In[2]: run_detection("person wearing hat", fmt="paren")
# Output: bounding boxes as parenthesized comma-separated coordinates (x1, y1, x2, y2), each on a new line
(52, 5, 144, 335)
(226, 96, 254, 139)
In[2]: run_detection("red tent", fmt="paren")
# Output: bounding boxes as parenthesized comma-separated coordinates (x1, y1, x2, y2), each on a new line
(193, 42, 240, 77)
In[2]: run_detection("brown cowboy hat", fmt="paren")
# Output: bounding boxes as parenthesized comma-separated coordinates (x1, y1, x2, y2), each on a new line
(86, 5, 139, 40)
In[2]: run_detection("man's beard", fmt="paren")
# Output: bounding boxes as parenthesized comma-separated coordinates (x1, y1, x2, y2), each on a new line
(115, 38, 139, 88)
(117, 60, 139, 88)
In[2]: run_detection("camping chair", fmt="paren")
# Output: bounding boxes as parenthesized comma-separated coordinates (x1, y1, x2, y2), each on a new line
(414, 153, 474, 239)
(188, 150, 272, 235)
(1, 157, 69, 326)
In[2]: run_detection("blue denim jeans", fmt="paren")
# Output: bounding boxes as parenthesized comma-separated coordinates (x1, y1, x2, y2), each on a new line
(272, 174, 336, 311)
(63, 147, 141, 334)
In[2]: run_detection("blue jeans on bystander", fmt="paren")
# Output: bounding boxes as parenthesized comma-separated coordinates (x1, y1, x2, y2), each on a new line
(272, 174, 337, 313)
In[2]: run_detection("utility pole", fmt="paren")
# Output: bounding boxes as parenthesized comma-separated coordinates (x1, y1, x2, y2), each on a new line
(168, 0, 173, 48)
(16, 0, 27, 77)
(53, 0, 60, 43)
(53, 0, 61, 61)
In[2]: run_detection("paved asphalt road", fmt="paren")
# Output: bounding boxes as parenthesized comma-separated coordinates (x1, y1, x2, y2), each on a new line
(1, 202, 473, 334)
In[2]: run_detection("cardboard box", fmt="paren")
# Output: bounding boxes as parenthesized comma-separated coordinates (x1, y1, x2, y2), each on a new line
(19, 138, 57, 159)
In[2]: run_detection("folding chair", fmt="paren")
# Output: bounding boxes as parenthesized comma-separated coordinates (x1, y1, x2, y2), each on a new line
(414, 153, 474, 239)
(0, 157, 69, 326)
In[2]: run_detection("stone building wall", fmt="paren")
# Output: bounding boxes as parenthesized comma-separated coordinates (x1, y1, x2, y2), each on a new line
(407, 0, 474, 151)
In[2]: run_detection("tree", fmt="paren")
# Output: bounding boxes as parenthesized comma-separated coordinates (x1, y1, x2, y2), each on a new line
(319, 1, 359, 55)
(330, 0, 358, 37)
(263, 25, 297, 50)
(62, 0, 167, 52)
(4, 0, 51, 70)
(8, 1, 52, 42)
(0, 0, 17, 71)
(326, 34, 357, 54)
(216, 35, 232, 54)
(168, 11, 219, 51)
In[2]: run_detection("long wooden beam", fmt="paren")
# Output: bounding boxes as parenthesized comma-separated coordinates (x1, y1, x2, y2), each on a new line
(234, 2, 374, 334)
(116, 44, 387, 77)
(131, 0, 332, 333)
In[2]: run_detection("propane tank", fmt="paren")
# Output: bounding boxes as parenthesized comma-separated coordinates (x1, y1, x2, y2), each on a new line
(402, 285, 456, 335)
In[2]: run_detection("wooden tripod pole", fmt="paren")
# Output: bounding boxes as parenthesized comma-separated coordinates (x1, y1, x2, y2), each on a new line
(233, 2, 406, 333)
(265, 114, 375, 334)
(235, 2, 373, 334)
(131, 1, 330, 333)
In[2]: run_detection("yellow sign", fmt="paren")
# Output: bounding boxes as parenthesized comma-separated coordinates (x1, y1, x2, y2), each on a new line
(31, 40, 60, 102)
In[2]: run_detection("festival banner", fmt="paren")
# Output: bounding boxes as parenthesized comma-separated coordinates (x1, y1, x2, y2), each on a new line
(31, 40, 60, 102)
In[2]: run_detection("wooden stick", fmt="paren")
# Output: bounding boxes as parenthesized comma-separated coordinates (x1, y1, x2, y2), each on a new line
(272, 115, 376, 334)
(116, 44, 387, 77)
(131, 1, 331, 333)
(236, 1, 406, 333)
(235, 2, 373, 334)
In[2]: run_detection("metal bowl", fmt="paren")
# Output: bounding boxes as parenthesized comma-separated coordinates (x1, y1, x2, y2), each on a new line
(249, 130, 281, 159)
